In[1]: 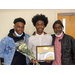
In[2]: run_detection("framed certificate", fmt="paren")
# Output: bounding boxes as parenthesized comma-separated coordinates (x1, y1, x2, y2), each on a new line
(36, 45, 55, 61)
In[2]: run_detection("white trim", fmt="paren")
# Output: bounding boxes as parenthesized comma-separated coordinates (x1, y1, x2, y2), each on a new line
(63, 18, 66, 33)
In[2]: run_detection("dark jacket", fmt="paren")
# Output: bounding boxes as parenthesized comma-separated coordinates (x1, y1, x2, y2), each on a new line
(51, 33, 75, 65)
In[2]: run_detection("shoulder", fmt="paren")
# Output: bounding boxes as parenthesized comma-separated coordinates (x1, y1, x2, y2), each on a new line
(45, 34, 52, 38)
(45, 34, 51, 36)
(28, 35, 35, 39)
(51, 34, 55, 37)
(64, 34, 74, 40)
(1, 36, 13, 42)
(24, 34, 30, 38)
(63, 34, 75, 43)
(0, 36, 14, 45)
(25, 34, 30, 37)
(64, 34, 75, 44)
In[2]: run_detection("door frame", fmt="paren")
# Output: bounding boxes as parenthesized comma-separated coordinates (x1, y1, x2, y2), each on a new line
(57, 12, 75, 19)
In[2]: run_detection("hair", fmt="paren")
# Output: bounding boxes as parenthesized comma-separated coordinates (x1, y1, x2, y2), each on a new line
(13, 17, 26, 25)
(53, 20, 64, 28)
(32, 14, 48, 27)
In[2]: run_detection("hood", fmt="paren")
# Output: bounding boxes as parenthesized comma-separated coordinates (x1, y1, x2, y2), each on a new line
(8, 29, 25, 38)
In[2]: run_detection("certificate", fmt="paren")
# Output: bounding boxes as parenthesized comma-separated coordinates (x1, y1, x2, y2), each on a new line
(36, 45, 55, 61)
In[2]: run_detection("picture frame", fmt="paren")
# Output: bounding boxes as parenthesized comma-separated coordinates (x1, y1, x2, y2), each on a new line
(36, 45, 55, 61)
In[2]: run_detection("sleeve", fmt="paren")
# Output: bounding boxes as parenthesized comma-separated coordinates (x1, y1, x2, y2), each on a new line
(27, 38, 34, 60)
(71, 37, 75, 64)
(49, 35, 53, 45)
(0, 38, 6, 58)
(51, 35, 53, 45)
(25, 34, 30, 46)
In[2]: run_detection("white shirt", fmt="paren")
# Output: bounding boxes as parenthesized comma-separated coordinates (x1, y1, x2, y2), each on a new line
(28, 32, 52, 60)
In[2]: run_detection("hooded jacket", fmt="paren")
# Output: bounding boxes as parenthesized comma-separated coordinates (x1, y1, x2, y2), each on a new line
(0, 29, 30, 65)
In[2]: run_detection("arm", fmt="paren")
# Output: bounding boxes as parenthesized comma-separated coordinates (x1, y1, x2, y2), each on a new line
(28, 38, 37, 64)
(24, 34, 30, 46)
(0, 38, 6, 58)
(71, 38, 75, 64)
(28, 38, 34, 60)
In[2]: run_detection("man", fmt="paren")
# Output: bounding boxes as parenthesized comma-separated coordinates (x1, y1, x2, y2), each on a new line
(28, 14, 52, 65)
(52, 20, 75, 65)
(0, 17, 30, 65)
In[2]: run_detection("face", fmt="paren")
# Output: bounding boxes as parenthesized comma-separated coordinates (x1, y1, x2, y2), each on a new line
(53, 24, 63, 35)
(35, 20, 45, 34)
(14, 22, 25, 35)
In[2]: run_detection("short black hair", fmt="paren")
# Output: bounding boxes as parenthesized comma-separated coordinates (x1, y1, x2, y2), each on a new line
(32, 14, 48, 27)
(13, 17, 26, 25)
(53, 20, 64, 28)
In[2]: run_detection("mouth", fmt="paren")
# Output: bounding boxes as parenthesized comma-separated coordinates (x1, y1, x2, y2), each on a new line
(55, 31, 61, 35)
(38, 28, 43, 31)
(18, 31, 23, 34)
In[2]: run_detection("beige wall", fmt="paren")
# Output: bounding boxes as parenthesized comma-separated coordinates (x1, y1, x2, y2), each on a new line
(0, 9, 75, 41)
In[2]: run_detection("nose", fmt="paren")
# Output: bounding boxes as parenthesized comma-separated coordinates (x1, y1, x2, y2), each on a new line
(19, 28, 23, 31)
(38, 24, 42, 28)
(56, 28, 60, 31)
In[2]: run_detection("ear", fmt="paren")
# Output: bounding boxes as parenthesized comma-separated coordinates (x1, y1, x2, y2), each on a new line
(62, 27, 64, 31)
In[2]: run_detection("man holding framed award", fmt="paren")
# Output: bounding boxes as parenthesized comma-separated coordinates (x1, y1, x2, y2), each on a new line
(28, 14, 54, 65)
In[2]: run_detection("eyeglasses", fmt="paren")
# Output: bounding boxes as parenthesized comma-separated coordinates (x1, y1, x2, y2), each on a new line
(54, 26, 62, 29)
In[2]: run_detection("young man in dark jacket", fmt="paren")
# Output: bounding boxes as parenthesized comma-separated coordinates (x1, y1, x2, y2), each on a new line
(52, 20, 75, 65)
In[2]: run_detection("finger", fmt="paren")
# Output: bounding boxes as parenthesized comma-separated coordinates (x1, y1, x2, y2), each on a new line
(46, 60, 51, 63)
(36, 60, 39, 62)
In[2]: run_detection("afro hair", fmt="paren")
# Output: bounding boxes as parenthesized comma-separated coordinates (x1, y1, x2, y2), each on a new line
(32, 14, 48, 27)
(13, 17, 26, 25)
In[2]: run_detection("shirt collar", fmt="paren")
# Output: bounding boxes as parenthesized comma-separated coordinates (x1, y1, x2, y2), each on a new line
(36, 32, 44, 37)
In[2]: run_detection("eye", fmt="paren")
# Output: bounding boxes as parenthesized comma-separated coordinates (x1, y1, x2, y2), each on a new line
(36, 24, 39, 26)
(54, 26, 62, 29)
(17, 26, 20, 28)
(41, 24, 44, 26)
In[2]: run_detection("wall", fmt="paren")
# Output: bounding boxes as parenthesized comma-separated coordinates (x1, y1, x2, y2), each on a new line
(0, 9, 75, 41)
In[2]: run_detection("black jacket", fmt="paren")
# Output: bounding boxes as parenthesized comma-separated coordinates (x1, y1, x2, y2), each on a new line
(51, 33, 75, 65)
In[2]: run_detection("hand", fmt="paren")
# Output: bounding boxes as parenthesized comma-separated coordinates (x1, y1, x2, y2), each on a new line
(45, 60, 51, 63)
(31, 59, 38, 64)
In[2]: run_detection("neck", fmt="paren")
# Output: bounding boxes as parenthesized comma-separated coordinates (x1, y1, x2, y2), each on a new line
(13, 33, 18, 37)
(37, 32, 43, 35)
